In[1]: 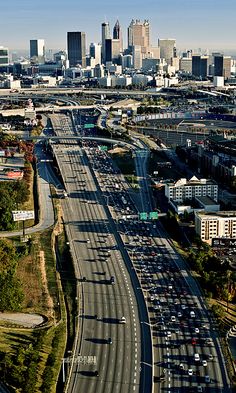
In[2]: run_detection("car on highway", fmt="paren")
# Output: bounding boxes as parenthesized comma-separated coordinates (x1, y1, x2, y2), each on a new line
(110, 276, 115, 285)
(194, 353, 200, 362)
(120, 316, 126, 324)
(107, 337, 112, 344)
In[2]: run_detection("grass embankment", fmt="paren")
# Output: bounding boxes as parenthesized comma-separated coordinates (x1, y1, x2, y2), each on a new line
(0, 189, 72, 392)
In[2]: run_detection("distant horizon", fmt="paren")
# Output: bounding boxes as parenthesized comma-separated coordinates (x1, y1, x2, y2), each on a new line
(1, 0, 236, 53)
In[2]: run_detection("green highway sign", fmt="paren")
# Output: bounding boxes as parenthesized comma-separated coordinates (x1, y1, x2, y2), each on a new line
(139, 212, 148, 220)
(98, 145, 108, 151)
(84, 123, 95, 129)
(149, 211, 158, 220)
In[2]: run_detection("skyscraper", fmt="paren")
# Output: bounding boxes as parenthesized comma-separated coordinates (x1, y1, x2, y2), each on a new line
(158, 39, 176, 65)
(128, 19, 150, 54)
(0, 46, 9, 66)
(113, 20, 123, 53)
(214, 55, 231, 79)
(30, 39, 45, 62)
(67, 32, 86, 68)
(101, 22, 110, 64)
(89, 43, 102, 65)
(192, 55, 209, 78)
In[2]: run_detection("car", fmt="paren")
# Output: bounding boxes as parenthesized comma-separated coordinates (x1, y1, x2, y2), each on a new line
(171, 315, 176, 322)
(191, 338, 197, 345)
(82, 276, 87, 282)
(107, 337, 112, 344)
(177, 312, 182, 317)
(188, 369, 193, 376)
(120, 316, 126, 324)
(194, 353, 200, 362)
(179, 363, 184, 370)
(166, 331, 172, 338)
(207, 354, 213, 360)
(197, 386, 203, 392)
(202, 360, 207, 367)
(194, 327, 200, 334)
(93, 370, 99, 377)
(205, 375, 211, 383)
(110, 276, 115, 284)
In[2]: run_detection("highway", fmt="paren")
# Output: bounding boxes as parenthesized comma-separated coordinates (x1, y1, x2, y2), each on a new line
(50, 114, 150, 393)
(125, 134, 231, 392)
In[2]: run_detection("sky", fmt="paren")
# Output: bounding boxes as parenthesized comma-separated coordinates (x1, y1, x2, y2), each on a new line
(1, 0, 236, 54)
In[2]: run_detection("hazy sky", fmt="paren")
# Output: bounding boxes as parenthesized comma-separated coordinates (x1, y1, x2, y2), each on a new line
(1, 0, 236, 53)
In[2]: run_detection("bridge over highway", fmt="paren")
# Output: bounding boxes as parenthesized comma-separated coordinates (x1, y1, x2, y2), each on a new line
(29, 135, 139, 150)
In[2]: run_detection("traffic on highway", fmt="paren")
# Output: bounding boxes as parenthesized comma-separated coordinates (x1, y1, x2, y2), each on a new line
(48, 112, 230, 393)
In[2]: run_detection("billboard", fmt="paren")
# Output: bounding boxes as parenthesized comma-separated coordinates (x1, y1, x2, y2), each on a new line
(7, 171, 23, 179)
(12, 210, 35, 222)
(212, 238, 236, 248)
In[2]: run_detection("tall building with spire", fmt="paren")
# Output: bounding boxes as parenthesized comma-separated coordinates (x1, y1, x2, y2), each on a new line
(101, 22, 110, 64)
(113, 20, 123, 53)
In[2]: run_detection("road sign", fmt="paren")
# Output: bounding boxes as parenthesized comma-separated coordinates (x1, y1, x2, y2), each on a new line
(84, 123, 95, 129)
(139, 212, 148, 220)
(12, 210, 35, 222)
(98, 145, 108, 151)
(149, 211, 158, 220)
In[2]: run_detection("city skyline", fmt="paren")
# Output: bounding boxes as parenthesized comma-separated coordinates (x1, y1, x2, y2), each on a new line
(1, 0, 236, 53)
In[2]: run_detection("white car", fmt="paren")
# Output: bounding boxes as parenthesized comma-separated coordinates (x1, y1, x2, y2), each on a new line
(194, 353, 200, 362)
(188, 369, 193, 376)
(120, 316, 126, 324)
(194, 327, 200, 334)
(202, 360, 207, 367)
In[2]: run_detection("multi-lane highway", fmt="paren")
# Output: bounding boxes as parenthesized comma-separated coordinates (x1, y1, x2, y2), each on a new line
(49, 114, 152, 393)
(48, 112, 230, 393)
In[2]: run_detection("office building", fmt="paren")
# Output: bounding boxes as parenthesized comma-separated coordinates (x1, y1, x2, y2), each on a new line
(192, 55, 209, 78)
(0, 46, 9, 66)
(214, 55, 231, 80)
(30, 39, 45, 63)
(132, 45, 142, 69)
(113, 20, 123, 53)
(128, 19, 150, 55)
(195, 211, 236, 244)
(67, 32, 86, 68)
(89, 43, 101, 65)
(102, 22, 110, 63)
(180, 57, 192, 73)
(158, 39, 176, 65)
(105, 39, 112, 63)
(164, 176, 218, 203)
(104, 38, 122, 64)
